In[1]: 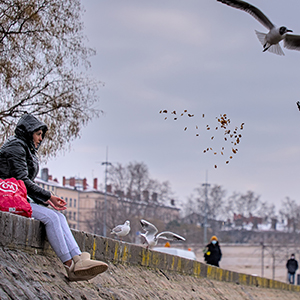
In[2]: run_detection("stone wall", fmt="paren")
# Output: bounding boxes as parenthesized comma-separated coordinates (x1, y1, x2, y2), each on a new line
(1, 211, 300, 299)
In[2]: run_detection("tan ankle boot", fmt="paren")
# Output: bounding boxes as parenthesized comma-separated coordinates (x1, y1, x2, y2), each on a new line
(80, 252, 91, 260)
(73, 255, 108, 278)
(64, 261, 84, 281)
(64, 259, 96, 281)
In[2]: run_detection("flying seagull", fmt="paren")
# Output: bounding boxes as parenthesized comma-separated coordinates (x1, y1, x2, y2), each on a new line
(140, 219, 185, 249)
(296, 101, 300, 112)
(217, 0, 300, 55)
(111, 220, 130, 241)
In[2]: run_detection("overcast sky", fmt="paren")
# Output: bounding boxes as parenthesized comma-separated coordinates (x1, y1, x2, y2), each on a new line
(43, 0, 300, 211)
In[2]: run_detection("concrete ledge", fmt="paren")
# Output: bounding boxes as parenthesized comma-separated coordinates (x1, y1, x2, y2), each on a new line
(1, 211, 300, 292)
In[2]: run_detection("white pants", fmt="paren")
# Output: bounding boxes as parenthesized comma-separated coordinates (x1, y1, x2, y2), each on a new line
(31, 203, 81, 262)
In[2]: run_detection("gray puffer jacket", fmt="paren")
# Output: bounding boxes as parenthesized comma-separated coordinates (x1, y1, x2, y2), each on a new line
(0, 114, 51, 204)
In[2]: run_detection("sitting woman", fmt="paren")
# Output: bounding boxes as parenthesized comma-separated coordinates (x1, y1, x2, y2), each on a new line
(0, 113, 108, 281)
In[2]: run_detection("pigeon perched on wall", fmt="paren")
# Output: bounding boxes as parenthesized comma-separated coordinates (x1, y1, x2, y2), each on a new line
(111, 220, 130, 241)
(217, 0, 300, 55)
(140, 219, 185, 249)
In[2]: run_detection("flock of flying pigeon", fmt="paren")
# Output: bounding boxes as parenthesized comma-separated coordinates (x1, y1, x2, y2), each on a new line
(111, 219, 185, 248)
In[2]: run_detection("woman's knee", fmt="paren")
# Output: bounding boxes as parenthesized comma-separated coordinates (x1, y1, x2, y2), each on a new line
(56, 211, 68, 223)
(32, 205, 59, 224)
(31, 205, 68, 227)
(41, 209, 62, 226)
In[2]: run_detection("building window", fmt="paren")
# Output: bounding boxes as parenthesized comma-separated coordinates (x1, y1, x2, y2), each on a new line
(69, 198, 72, 207)
(73, 212, 76, 221)
(52, 186, 54, 191)
(65, 197, 68, 204)
(68, 211, 72, 220)
(74, 199, 76, 208)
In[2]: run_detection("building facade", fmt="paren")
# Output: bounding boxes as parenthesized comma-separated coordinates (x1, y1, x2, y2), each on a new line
(35, 168, 180, 241)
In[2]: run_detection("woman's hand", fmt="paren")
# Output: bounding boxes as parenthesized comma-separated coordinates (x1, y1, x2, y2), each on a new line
(46, 195, 67, 211)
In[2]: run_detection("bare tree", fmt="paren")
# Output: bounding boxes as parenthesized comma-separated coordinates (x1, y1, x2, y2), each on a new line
(145, 178, 161, 195)
(108, 161, 175, 205)
(127, 161, 149, 200)
(223, 193, 238, 221)
(257, 202, 276, 223)
(208, 185, 226, 221)
(107, 163, 128, 192)
(0, 0, 102, 157)
(184, 184, 227, 228)
(192, 184, 226, 220)
(156, 180, 175, 204)
(279, 197, 300, 233)
(234, 191, 260, 218)
(182, 196, 196, 217)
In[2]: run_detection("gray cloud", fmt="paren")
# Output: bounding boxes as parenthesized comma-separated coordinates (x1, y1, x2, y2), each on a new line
(44, 0, 300, 210)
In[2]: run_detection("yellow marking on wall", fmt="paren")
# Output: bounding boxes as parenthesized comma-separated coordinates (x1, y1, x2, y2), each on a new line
(256, 276, 262, 287)
(121, 245, 129, 263)
(171, 257, 175, 270)
(91, 238, 97, 260)
(177, 258, 182, 272)
(225, 270, 230, 282)
(207, 265, 212, 278)
(105, 241, 109, 255)
(264, 277, 269, 288)
(141, 250, 146, 265)
(250, 275, 255, 285)
(151, 252, 160, 266)
(141, 250, 150, 266)
(217, 268, 223, 281)
(239, 274, 248, 285)
(257, 277, 268, 288)
(114, 243, 119, 261)
(212, 267, 217, 280)
(193, 262, 201, 276)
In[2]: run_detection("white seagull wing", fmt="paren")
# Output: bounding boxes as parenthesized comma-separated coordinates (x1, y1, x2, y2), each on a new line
(255, 30, 266, 46)
(140, 219, 158, 235)
(156, 231, 186, 242)
(111, 224, 123, 234)
(217, 0, 274, 30)
(284, 34, 300, 51)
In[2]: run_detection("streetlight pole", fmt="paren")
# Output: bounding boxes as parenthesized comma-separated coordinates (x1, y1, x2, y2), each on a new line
(102, 147, 111, 237)
(202, 170, 210, 245)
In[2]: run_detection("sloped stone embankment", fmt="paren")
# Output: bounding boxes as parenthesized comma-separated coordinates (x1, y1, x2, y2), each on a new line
(0, 211, 299, 299)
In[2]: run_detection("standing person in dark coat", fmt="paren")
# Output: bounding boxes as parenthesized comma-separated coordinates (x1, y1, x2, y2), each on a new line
(204, 235, 222, 267)
(286, 253, 298, 284)
(0, 113, 108, 281)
